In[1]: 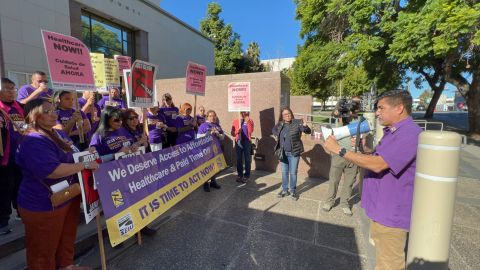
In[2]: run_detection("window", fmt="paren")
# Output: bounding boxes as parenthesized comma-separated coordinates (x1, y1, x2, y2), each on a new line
(81, 11, 134, 58)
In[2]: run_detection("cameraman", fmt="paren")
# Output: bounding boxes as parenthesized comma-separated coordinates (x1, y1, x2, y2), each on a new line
(322, 99, 360, 216)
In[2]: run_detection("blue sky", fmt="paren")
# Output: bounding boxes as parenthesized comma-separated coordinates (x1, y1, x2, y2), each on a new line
(160, 1, 453, 98)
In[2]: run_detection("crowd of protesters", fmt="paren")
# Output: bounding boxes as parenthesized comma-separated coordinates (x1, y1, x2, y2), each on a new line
(1, 71, 421, 270)
(0, 72, 247, 270)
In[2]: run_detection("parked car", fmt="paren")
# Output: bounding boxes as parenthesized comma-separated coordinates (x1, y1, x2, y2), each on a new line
(416, 105, 426, 111)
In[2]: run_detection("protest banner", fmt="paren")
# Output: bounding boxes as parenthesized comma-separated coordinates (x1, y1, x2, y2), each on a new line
(185, 62, 207, 96)
(104, 58, 121, 89)
(127, 60, 158, 108)
(90, 53, 106, 92)
(114, 55, 131, 75)
(94, 135, 226, 247)
(41, 30, 95, 91)
(73, 151, 102, 224)
(114, 146, 146, 160)
(228, 82, 251, 112)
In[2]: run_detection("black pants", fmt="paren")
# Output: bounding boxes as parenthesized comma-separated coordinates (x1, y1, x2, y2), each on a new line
(0, 163, 22, 225)
(164, 131, 178, 148)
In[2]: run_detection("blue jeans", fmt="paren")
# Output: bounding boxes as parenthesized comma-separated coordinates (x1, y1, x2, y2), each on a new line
(280, 151, 300, 192)
(236, 140, 251, 177)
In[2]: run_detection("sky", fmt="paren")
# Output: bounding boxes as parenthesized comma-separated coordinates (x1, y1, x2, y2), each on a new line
(160, 1, 453, 98)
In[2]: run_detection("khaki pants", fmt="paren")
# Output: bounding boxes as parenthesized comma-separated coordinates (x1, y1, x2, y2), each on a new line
(19, 197, 81, 270)
(325, 154, 358, 207)
(370, 220, 408, 270)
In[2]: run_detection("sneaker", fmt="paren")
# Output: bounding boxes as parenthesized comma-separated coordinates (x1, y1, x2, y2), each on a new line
(291, 191, 299, 201)
(210, 180, 221, 189)
(241, 176, 249, 183)
(0, 225, 12, 236)
(277, 190, 290, 198)
(342, 207, 353, 216)
(236, 176, 243, 183)
(14, 214, 21, 221)
(203, 182, 211, 192)
(322, 202, 333, 212)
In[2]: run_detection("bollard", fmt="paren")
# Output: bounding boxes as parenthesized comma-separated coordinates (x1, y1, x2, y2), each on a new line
(407, 131, 461, 270)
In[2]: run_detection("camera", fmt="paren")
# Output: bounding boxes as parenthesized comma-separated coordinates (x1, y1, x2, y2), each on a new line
(334, 98, 361, 119)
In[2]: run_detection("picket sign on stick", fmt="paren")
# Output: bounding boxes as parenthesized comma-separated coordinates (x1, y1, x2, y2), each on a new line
(185, 62, 206, 130)
(73, 93, 84, 143)
(95, 215, 107, 270)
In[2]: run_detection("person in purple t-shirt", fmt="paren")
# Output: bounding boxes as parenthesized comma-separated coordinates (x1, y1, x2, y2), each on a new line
(16, 98, 98, 270)
(97, 87, 127, 110)
(160, 93, 179, 147)
(175, 103, 196, 145)
(89, 106, 139, 162)
(146, 106, 167, 152)
(54, 91, 91, 150)
(17, 71, 55, 104)
(78, 91, 101, 140)
(122, 109, 148, 147)
(323, 90, 422, 270)
(197, 110, 224, 192)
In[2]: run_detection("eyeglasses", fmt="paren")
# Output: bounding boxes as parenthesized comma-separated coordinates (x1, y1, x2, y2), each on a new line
(43, 109, 57, 115)
(112, 118, 122, 122)
(128, 116, 139, 120)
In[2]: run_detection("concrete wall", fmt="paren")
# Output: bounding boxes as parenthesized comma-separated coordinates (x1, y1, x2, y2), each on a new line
(290, 95, 313, 116)
(155, 71, 331, 179)
(0, 0, 214, 81)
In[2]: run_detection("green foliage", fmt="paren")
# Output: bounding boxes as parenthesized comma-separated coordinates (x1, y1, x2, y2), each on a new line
(81, 21, 122, 58)
(200, 3, 264, 74)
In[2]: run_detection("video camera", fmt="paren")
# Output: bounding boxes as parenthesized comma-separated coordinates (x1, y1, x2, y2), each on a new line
(333, 98, 361, 120)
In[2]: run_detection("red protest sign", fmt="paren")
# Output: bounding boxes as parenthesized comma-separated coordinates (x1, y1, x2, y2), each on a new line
(186, 62, 207, 95)
(41, 30, 95, 90)
(127, 60, 158, 108)
(114, 55, 132, 75)
(228, 82, 251, 112)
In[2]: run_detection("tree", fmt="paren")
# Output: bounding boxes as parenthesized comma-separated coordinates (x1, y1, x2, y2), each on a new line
(292, 0, 404, 108)
(385, 0, 480, 136)
(81, 21, 122, 58)
(419, 90, 434, 106)
(200, 3, 265, 74)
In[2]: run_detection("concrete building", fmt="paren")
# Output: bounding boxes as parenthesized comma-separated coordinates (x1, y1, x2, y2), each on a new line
(0, 0, 214, 86)
(261, 57, 295, 72)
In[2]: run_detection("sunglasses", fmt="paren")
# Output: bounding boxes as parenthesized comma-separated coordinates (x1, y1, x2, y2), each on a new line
(37, 80, 49, 83)
(128, 116, 139, 120)
(112, 118, 122, 122)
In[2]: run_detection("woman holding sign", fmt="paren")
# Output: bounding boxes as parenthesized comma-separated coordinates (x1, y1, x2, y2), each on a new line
(197, 110, 224, 192)
(175, 103, 197, 145)
(54, 91, 91, 150)
(231, 112, 254, 183)
(16, 99, 98, 270)
(160, 93, 179, 147)
(89, 106, 138, 162)
(78, 91, 101, 140)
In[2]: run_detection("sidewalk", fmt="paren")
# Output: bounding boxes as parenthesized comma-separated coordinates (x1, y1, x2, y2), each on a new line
(101, 142, 480, 270)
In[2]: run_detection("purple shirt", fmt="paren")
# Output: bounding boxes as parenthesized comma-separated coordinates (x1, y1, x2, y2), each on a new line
(78, 97, 101, 138)
(0, 101, 25, 161)
(197, 121, 224, 135)
(89, 127, 133, 156)
(196, 115, 206, 126)
(361, 117, 422, 230)
(97, 96, 127, 110)
(56, 108, 88, 141)
(17, 84, 54, 102)
(16, 132, 76, 211)
(160, 106, 179, 127)
(175, 115, 196, 145)
(241, 120, 249, 141)
(147, 112, 166, 144)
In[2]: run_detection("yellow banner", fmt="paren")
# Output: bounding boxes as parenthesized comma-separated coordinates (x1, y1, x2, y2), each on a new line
(104, 58, 120, 89)
(90, 53, 106, 91)
(105, 154, 227, 247)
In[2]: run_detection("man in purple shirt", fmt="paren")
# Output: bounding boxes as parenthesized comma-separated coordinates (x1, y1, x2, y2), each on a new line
(323, 90, 422, 270)
(17, 71, 55, 104)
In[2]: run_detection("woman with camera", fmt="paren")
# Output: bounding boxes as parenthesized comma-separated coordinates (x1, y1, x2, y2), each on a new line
(272, 107, 311, 200)
(16, 99, 98, 270)
(197, 110, 224, 192)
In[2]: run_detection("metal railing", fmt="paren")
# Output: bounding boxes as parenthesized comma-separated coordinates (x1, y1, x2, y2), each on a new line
(413, 120, 444, 131)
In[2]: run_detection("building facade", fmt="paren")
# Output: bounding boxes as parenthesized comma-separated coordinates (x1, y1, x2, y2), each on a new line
(0, 0, 214, 86)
